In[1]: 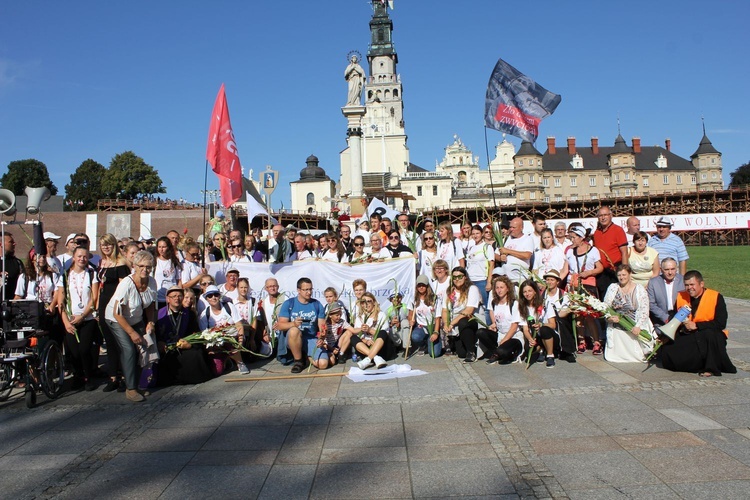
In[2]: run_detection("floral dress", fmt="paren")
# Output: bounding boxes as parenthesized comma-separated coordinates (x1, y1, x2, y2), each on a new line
(603, 283, 655, 362)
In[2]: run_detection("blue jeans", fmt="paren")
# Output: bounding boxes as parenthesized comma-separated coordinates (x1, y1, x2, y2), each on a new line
(474, 279, 490, 324)
(411, 326, 442, 357)
(107, 319, 143, 390)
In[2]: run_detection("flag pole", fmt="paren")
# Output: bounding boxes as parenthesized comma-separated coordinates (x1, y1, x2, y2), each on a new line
(201, 159, 209, 268)
(483, 126, 499, 214)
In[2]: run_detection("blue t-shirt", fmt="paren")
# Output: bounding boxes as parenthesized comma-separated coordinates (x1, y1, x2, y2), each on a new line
(279, 297, 326, 338)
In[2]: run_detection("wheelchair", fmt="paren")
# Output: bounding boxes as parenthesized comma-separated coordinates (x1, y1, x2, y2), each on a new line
(0, 300, 65, 408)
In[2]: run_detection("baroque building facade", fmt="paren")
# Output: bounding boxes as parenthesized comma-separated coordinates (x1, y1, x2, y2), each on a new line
(290, 1, 723, 215)
(514, 132, 723, 204)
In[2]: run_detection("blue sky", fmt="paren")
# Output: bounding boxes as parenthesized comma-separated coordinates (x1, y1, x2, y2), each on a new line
(1, 0, 748, 208)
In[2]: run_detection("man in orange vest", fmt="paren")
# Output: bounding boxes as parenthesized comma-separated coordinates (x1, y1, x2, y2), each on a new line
(659, 270, 736, 377)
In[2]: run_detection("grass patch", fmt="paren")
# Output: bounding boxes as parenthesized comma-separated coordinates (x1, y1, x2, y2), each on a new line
(686, 246, 750, 300)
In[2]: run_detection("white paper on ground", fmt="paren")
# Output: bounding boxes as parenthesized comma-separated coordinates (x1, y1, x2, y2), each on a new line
(346, 363, 427, 382)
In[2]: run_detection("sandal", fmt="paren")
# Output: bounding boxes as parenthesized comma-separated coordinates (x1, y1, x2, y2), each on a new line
(592, 341, 603, 355)
(290, 361, 305, 374)
(577, 340, 587, 354)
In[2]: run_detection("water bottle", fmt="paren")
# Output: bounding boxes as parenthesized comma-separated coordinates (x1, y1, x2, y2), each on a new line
(351, 353, 359, 362)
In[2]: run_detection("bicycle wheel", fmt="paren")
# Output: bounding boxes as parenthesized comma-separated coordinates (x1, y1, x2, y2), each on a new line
(40, 341, 65, 399)
(0, 363, 12, 401)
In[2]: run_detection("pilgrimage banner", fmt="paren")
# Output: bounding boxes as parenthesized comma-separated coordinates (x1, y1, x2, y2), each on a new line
(207, 257, 416, 309)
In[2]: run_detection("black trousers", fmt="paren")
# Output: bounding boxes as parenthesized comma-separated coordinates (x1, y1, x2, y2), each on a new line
(450, 317, 477, 358)
(64, 319, 98, 379)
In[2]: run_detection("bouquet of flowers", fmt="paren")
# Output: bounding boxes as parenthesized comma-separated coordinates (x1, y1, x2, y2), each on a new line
(607, 293, 652, 343)
(565, 289, 606, 319)
(167, 324, 248, 353)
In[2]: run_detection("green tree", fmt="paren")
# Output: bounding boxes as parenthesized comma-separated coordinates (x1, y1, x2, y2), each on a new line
(64, 159, 107, 211)
(101, 151, 166, 199)
(729, 161, 750, 188)
(1, 159, 58, 195)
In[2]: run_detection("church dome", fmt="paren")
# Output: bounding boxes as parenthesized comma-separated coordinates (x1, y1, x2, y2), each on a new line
(299, 154, 329, 180)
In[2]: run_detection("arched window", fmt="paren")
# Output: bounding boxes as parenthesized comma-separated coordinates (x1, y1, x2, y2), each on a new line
(306, 193, 315, 205)
(393, 89, 399, 98)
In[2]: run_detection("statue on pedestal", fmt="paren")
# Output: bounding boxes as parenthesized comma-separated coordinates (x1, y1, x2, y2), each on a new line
(344, 54, 365, 107)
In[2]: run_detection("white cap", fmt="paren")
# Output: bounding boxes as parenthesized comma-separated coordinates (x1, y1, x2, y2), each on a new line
(43, 232, 61, 240)
(65, 233, 77, 245)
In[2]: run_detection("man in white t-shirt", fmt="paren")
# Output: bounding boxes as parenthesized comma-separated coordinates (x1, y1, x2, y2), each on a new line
(494, 217, 534, 284)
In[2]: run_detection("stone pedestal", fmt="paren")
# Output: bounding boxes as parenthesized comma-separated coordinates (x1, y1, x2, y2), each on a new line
(342, 105, 367, 217)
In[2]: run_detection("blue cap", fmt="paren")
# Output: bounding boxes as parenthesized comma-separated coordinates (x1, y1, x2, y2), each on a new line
(216, 211, 225, 218)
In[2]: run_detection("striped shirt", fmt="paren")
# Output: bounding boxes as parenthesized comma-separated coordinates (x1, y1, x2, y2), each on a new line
(647, 233, 688, 264)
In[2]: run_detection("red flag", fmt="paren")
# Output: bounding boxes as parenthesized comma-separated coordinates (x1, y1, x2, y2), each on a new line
(206, 84, 243, 208)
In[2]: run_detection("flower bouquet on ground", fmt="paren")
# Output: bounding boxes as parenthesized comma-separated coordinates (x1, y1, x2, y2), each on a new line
(167, 324, 249, 353)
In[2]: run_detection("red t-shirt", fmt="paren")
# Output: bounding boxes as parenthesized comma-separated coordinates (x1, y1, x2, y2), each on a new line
(592, 224, 627, 270)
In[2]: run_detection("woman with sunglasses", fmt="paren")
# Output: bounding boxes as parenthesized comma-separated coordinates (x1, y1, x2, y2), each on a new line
(226, 239, 249, 263)
(199, 285, 250, 375)
(418, 231, 438, 277)
(385, 229, 413, 259)
(565, 223, 604, 354)
(153, 237, 183, 311)
(180, 242, 207, 294)
(97, 233, 132, 392)
(442, 266, 480, 362)
(348, 235, 368, 264)
(349, 292, 389, 370)
(322, 233, 349, 263)
(482, 225, 496, 248)
(408, 274, 441, 357)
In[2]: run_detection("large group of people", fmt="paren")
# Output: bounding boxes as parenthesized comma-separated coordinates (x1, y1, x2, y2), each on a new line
(0, 206, 738, 403)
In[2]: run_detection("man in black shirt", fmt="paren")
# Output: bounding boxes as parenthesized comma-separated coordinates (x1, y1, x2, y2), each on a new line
(2, 232, 25, 301)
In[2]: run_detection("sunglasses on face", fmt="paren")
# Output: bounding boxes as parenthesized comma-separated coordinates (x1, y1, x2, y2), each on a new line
(229, 244, 242, 249)
(205, 293, 220, 299)
(424, 236, 434, 240)
(353, 243, 364, 247)
(452, 275, 466, 280)
(189, 252, 201, 258)
(362, 299, 374, 304)
(389, 235, 400, 240)
(200, 282, 212, 286)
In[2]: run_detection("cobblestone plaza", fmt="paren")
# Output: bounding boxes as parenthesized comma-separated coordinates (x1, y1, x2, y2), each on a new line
(1, 298, 749, 499)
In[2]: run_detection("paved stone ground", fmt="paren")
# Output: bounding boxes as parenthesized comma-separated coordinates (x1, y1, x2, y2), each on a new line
(2, 298, 750, 499)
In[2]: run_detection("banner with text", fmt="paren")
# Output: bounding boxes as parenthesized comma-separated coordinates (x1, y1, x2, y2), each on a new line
(207, 257, 416, 309)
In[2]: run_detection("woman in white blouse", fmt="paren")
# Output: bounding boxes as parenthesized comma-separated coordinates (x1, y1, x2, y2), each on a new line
(533, 228, 568, 281)
(105, 250, 157, 402)
(442, 266, 481, 363)
(478, 275, 523, 364)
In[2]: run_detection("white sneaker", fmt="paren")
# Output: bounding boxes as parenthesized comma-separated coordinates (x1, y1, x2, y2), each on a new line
(237, 362, 250, 374)
(373, 355, 387, 369)
(357, 357, 373, 370)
